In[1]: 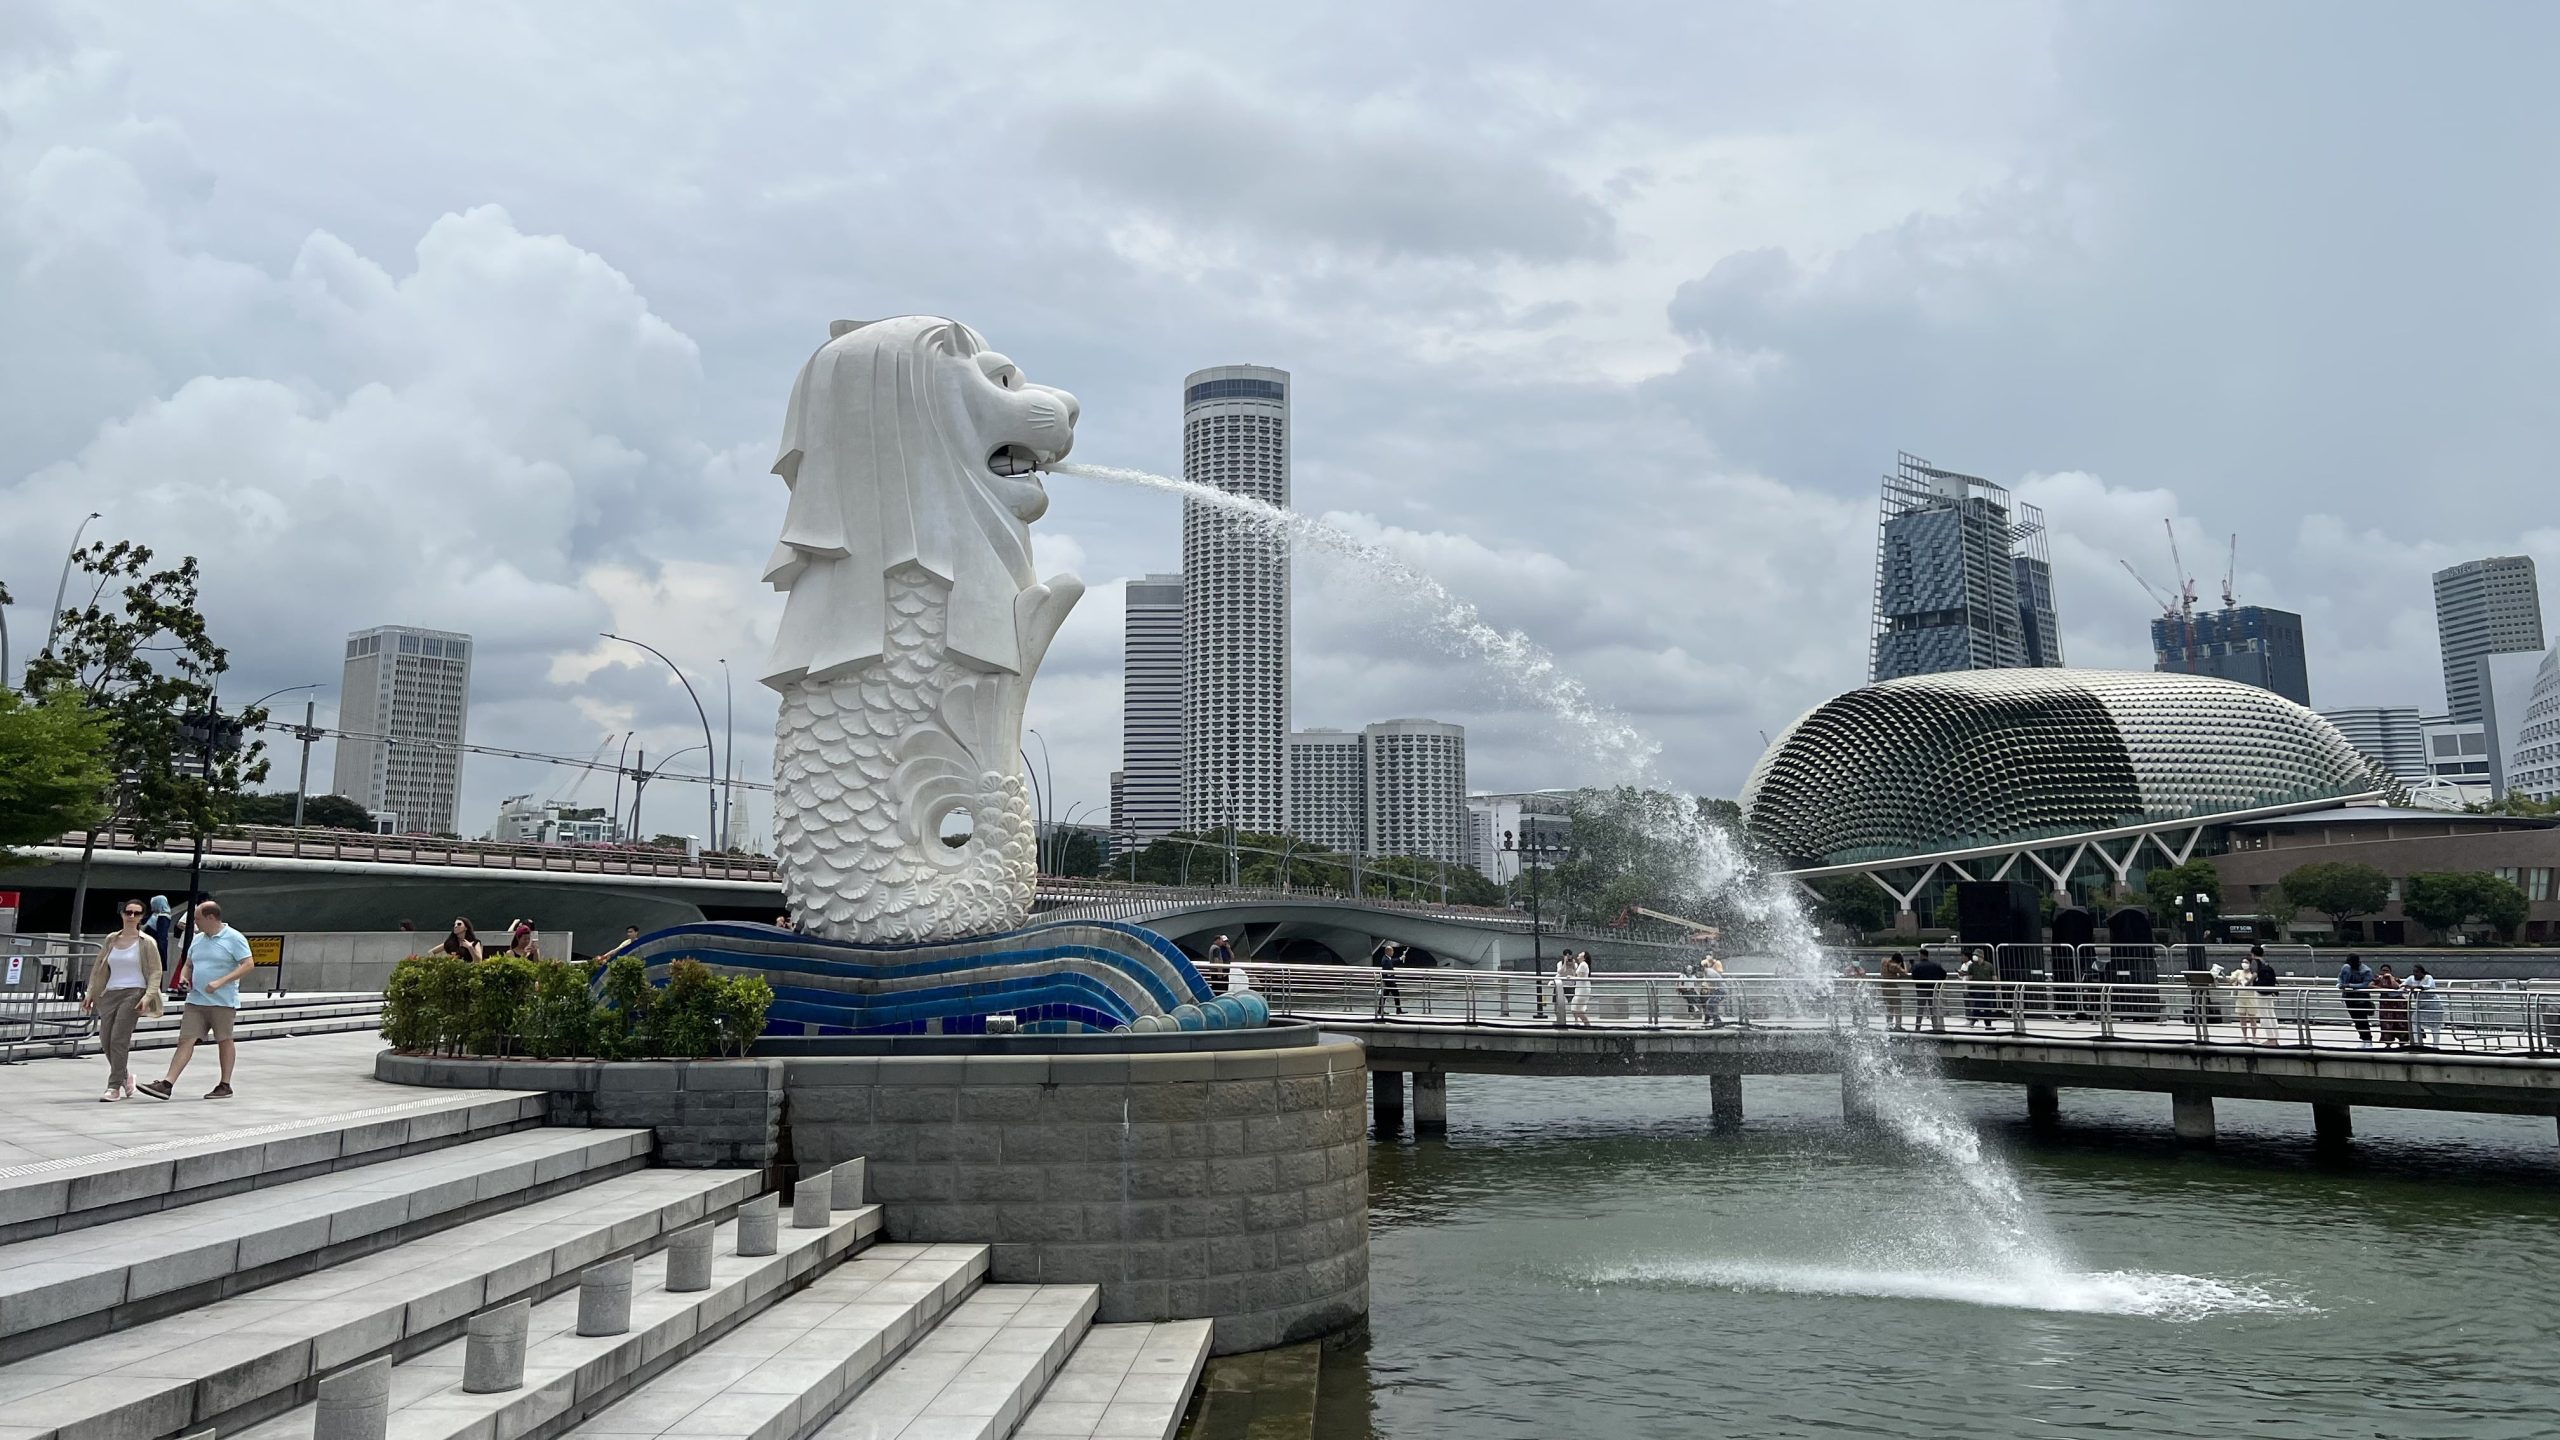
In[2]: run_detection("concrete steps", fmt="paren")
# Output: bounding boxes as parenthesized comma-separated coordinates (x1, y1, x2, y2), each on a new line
(805, 1284, 1096, 1440)
(552, 1242, 989, 1440)
(0, 1165, 759, 1440)
(227, 1205, 886, 1440)
(1015, 1323, 1213, 1440)
(0, 1127, 651, 1363)
(0, 1090, 546, 1245)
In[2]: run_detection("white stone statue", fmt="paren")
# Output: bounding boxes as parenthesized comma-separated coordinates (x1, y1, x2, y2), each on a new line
(761, 316, 1082, 941)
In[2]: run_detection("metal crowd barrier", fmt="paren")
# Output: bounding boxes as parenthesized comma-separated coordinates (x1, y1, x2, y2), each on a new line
(1204, 956, 2560, 1055)
(0, 936, 102, 1062)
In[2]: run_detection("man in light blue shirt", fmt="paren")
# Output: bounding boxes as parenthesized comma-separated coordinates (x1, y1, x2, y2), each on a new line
(139, 901, 255, 1100)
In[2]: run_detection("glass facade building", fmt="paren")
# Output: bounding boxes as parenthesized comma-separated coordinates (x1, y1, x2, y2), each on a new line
(2433, 556, 2544, 725)
(1744, 668, 2379, 868)
(1870, 452, 2064, 682)
(2152, 605, 2311, 706)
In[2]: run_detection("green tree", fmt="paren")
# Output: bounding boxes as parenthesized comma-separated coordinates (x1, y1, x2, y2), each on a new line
(2143, 859, 2222, 934)
(1806, 875, 1898, 937)
(2468, 790, 2560, 818)
(0, 687, 115, 862)
(22, 542, 269, 935)
(2403, 871, 2531, 941)
(1046, 828, 1106, 878)
(1548, 786, 1710, 927)
(2276, 861, 2392, 931)
(229, 790, 378, 831)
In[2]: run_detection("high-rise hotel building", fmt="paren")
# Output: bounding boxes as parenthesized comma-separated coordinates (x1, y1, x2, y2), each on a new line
(1181, 365, 1291, 833)
(1117, 573, 1186, 845)
(330, 625, 472, 835)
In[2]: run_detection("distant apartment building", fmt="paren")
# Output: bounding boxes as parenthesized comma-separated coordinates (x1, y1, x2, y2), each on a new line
(2153, 605, 2311, 706)
(2434, 556, 2544, 725)
(2319, 705, 2430, 789)
(1285, 720, 1469, 865)
(491, 796, 615, 846)
(1466, 790, 1575, 884)
(1118, 573, 1184, 844)
(330, 625, 471, 835)
(1870, 452, 2064, 681)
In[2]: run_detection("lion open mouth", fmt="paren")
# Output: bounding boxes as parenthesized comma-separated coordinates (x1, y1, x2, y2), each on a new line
(987, 443, 1041, 478)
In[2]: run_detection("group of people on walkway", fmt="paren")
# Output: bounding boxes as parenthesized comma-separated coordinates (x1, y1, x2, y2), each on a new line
(80, 896, 256, 1102)
(2336, 954, 2448, 1050)
(431, 916, 547, 961)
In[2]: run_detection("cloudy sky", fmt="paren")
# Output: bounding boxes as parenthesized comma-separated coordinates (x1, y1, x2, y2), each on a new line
(4, 2, 2555, 841)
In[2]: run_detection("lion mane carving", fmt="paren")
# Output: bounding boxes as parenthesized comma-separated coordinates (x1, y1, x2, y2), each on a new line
(761, 316, 1082, 942)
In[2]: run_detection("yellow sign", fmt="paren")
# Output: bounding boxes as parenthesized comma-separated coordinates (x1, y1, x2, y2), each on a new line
(248, 934, 285, 968)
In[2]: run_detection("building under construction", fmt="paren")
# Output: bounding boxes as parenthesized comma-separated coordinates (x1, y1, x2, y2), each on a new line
(2152, 605, 2311, 706)
(1869, 452, 2065, 682)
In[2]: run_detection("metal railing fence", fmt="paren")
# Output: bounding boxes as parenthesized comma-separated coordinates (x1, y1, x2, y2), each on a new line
(1205, 954, 2560, 1056)
(0, 936, 102, 1061)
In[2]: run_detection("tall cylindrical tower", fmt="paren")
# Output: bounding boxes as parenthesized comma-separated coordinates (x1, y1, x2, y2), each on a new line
(1181, 364, 1291, 836)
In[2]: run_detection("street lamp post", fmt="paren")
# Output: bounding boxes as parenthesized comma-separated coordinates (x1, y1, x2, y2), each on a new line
(36, 511, 103, 672)
(1501, 827, 1574, 1017)
(600, 634, 719, 859)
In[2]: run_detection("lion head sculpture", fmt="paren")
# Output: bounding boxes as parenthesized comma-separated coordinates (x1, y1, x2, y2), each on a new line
(760, 316, 1080, 688)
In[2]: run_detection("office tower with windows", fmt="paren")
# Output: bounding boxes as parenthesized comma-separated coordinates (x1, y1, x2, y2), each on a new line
(1287, 729, 1365, 854)
(1363, 718, 1469, 866)
(2434, 556, 2545, 724)
(1118, 573, 1185, 844)
(1870, 452, 2063, 681)
(330, 625, 472, 834)
(2318, 705, 2430, 788)
(1181, 366, 1291, 833)
(2153, 605, 2312, 705)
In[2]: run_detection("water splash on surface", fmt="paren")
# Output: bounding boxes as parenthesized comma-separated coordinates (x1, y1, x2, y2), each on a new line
(1061, 462, 2130, 1300)
(1587, 1257, 2316, 1322)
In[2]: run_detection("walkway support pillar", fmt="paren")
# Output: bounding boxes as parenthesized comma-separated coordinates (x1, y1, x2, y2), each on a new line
(2314, 1102, 2353, 1145)
(1710, 1073, 1743, 1131)
(2172, 1089, 2216, 1143)
(1412, 1072, 1448, 1136)
(2026, 1084, 2061, 1127)
(1373, 1069, 1406, 1137)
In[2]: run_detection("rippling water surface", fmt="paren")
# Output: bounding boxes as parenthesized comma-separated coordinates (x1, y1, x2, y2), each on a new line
(1315, 1074, 2560, 1440)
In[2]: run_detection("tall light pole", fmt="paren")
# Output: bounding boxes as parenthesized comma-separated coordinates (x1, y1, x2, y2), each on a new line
(1502, 827, 1574, 1017)
(601, 633, 718, 854)
(718, 658, 734, 853)
(36, 511, 103, 673)
(610, 730, 634, 841)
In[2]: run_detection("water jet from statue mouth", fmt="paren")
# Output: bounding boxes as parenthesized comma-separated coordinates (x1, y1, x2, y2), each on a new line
(987, 443, 1041, 478)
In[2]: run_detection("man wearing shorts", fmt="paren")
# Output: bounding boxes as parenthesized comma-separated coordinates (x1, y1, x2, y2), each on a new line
(139, 901, 254, 1101)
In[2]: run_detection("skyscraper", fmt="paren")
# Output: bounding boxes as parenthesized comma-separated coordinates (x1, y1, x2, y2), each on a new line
(1288, 720, 1470, 865)
(1870, 453, 2063, 681)
(2153, 605, 2311, 705)
(2433, 556, 2545, 724)
(1181, 365, 1291, 833)
(1118, 573, 1185, 845)
(2317, 705, 2429, 788)
(1363, 719, 1468, 866)
(330, 625, 471, 835)
(1286, 729, 1365, 853)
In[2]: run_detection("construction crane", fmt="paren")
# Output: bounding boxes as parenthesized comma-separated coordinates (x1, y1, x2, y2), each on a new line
(1619, 905, 1724, 942)
(2222, 534, 2239, 609)
(544, 733, 623, 807)
(2161, 520, 2199, 671)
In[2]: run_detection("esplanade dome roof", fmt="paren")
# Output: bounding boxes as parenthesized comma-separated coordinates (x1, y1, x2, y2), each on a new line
(1741, 668, 2382, 868)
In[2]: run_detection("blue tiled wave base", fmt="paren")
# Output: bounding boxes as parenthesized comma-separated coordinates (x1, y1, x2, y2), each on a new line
(629, 919, 1269, 1036)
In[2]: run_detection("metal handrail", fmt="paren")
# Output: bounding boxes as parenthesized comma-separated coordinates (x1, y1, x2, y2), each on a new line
(1207, 958, 2560, 1056)
(1, 936, 103, 1061)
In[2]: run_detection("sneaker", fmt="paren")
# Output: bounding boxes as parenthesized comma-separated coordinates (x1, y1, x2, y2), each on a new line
(137, 1080, 174, 1100)
(100, 1088, 120, 1102)
(204, 1083, 234, 1100)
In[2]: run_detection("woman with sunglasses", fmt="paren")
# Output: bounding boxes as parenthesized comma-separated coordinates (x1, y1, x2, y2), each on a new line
(83, 900, 166, 1100)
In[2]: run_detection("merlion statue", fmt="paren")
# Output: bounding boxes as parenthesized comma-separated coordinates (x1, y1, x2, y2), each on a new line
(761, 316, 1082, 941)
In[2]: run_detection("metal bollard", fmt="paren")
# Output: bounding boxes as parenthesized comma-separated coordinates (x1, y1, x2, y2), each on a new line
(829, 1157, 865, 1210)
(577, 1256, 633, 1336)
(792, 1168, 831, 1228)
(666, 1221, 714, 1292)
(462, 1297, 531, 1393)
(736, 1193, 779, 1256)
(314, 1355, 392, 1440)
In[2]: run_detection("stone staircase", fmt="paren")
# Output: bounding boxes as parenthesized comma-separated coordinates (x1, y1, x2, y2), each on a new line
(0, 1088, 1208, 1440)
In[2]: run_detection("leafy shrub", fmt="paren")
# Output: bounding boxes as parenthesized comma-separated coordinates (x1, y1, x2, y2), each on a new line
(466, 955, 540, 1056)
(717, 975, 775, 1057)
(521, 960, 596, 1059)
(379, 950, 769, 1060)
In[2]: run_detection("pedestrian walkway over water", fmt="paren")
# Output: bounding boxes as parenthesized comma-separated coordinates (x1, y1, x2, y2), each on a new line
(1212, 962, 2560, 1145)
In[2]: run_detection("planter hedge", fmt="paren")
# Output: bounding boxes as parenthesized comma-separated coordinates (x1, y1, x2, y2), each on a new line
(382, 952, 772, 1059)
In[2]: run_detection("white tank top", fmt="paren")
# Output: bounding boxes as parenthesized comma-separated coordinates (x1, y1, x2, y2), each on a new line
(105, 937, 146, 991)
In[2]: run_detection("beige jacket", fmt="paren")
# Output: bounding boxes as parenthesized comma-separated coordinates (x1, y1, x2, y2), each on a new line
(87, 932, 165, 997)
